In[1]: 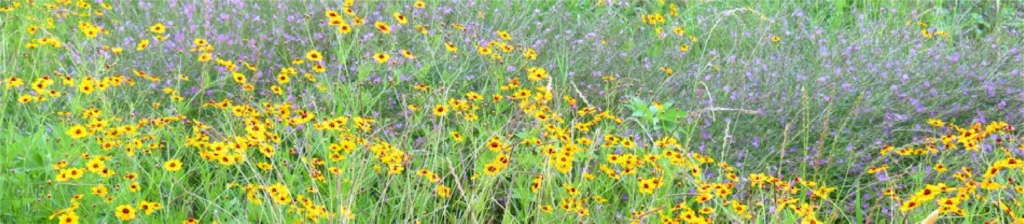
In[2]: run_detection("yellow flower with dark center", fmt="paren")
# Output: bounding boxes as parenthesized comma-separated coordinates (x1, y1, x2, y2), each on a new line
(115, 204, 136, 221)
(306, 49, 323, 61)
(164, 159, 182, 172)
(58, 211, 79, 224)
(91, 184, 108, 196)
(444, 42, 458, 53)
(477, 45, 492, 55)
(66, 125, 90, 139)
(432, 105, 448, 116)
(232, 73, 247, 84)
(373, 53, 390, 64)
(375, 21, 392, 34)
(325, 10, 340, 19)
(17, 95, 32, 104)
(129, 182, 140, 193)
(450, 131, 464, 142)
(526, 67, 548, 81)
(5, 77, 23, 88)
(276, 73, 290, 84)
(197, 53, 212, 62)
(137, 39, 150, 51)
(393, 12, 408, 24)
(85, 159, 105, 173)
(401, 50, 415, 59)
(483, 163, 500, 175)
(436, 185, 452, 197)
(540, 205, 553, 213)
(149, 23, 166, 34)
(497, 30, 512, 40)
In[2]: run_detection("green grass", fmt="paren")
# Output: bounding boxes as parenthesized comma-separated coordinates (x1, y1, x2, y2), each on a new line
(2, 0, 1024, 223)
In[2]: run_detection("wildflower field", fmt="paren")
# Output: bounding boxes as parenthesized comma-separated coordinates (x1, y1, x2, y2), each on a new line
(2, 0, 1024, 223)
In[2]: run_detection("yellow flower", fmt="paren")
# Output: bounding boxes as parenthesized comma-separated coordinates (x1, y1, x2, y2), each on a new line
(164, 159, 183, 172)
(444, 42, 458, 53)
(899, 200, 919, 212)
(57, 211, 79, 224)
(373, 53, 390, 64)
(526, 67, 548, 81)
(477, 45, 492, 55)
(197, 53, 212, 62)
(326, 9, 341, 19)
(91, 184, 109, 196)
(5, 77, 23, 88)
(276, 73, 291, 84)
(306, 49, 323, 61)
(563, 184, 580, 196)
(483, 163, 500, 175)
(232, 73, 247, 84)
(66, 125, 90, 139)
(436, 185, 452, 197)
(393, 12, 408, 24)
(17, 95, 32, 104)
(523, 48, 537, 60)
(137, 39, 150, 51)
(312, 64, 326, 73)
(638, 178, 656, 194)
(401, 50, 415, 59)
(26, 25, 38, 35)
(128, 181, 140, 193)
(149, 23, 166, 34)
(432, 105, 449, 116)
(497, 30, 512, 40)
(139, 200, 162, 215)
(115, 204, 136, 221)
(257, 162, 274, 171)
(935, 197, 961, 209)
(620, 139, 636, 148)
(338, 24, 353, 34)
(540, 205, 553, 213)
(86, 159, 105, 173)
(463, 113, 478, 121)
(486, 139, 504, 152)
(193, 38, 209, 46)
(660, 66, 673, 75)
(375, 21, 392, 34)
(450, 131, 464, 142)
(530, 175, 544, 193)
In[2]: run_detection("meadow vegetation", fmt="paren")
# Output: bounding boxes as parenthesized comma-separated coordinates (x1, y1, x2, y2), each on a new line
(1, 0, 1024, 223)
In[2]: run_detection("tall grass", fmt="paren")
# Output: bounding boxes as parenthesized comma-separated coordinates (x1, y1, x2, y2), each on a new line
(1, 0, 1023, 223)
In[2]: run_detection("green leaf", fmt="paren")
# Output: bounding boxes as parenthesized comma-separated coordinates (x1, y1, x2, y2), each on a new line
(662, 122, 677, 131)
(29, 153, 44, 168)
(658, 109, 686, 123)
